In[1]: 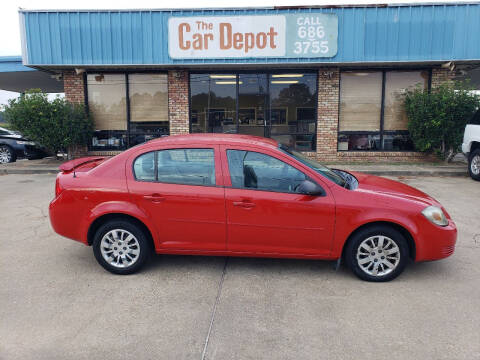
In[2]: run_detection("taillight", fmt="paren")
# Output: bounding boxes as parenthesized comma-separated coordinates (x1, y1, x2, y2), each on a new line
(55, 176, 64, 197)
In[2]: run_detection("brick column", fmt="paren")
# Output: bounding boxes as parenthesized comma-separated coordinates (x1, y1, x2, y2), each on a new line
(431, 68, 455, 88)
(63, 71, 85, 104)
(63, 71, 88, 158)
(168, 70, 190, 135)
(316, 68, 340, 162)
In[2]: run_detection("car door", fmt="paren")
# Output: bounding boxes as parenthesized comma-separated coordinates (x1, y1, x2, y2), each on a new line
(126, 145, 226, 251)
(221, 145, 335, 256)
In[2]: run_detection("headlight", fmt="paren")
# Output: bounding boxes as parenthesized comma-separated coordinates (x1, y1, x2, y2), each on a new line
(16, 140, 36, 146)
(421, 206, 449, 227)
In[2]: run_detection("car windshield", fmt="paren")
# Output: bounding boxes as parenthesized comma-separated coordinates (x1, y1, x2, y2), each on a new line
(280, 144, 347, 187)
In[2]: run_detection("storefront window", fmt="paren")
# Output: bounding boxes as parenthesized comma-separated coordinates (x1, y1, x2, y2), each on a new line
(128, 73, 169, 146)
(337, 133, 381, 151)
(238, 73, 267, 137)
(190, 72, 317, 151)
(338, 70, 429, 151)
(87, 72, 169, 151)
(190, 74, 237, 134)
(339, 71, 382, 132)
(87, 74, 127, 150)
(270, 73, 317, 151)
(383, 71, 428, 131)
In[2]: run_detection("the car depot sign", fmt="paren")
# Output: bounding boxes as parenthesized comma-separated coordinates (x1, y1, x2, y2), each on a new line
(168, 13, 338, 59)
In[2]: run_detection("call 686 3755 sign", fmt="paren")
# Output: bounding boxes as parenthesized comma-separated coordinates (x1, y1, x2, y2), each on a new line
(168, 13, 338, 59)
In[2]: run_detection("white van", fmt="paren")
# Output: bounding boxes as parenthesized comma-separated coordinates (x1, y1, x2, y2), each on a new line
(462, 110, 480, 180)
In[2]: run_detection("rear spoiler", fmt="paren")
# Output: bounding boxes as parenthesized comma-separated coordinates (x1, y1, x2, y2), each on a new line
(59, 157, 106, 173)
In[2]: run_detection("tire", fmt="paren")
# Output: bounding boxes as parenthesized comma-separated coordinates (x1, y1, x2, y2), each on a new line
(345, 225, 409, 282)
(468, 149, 480, 181)
(0, 145, 15, 163)
(92, 219, 151, 275)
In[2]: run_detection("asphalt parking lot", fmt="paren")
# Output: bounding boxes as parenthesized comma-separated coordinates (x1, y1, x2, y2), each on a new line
(0, 173, 479, 360)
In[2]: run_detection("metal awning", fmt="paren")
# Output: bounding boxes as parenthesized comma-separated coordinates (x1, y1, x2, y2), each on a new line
(0, 56, 63, 93)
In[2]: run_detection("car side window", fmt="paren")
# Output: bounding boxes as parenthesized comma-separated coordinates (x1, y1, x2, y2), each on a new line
(157, 148, 215, 186)
(133, 151, 156, 181)
(227, 150, 307, 193)
(470, 109, 480, 125)
(134, 149, 216, 186)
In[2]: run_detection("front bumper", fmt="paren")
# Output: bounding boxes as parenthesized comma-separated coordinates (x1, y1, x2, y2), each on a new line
(23, 145, 48, 159)
(415, 218, 457, 262)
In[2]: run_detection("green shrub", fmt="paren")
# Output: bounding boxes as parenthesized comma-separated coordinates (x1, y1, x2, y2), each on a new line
(404, 81, 480, 161)
(3, 89, 93, 158)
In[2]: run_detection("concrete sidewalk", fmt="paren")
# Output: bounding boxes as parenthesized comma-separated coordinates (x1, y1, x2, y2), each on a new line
(0, 156, 469, 177)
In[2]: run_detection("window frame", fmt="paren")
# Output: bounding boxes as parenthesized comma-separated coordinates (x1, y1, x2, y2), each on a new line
(337, 68, 432, 152)
(189, 70, 319, 152)
(85, 70, 170, 151)
(132, 147, 217, 187)
(225, 148, 323, 195)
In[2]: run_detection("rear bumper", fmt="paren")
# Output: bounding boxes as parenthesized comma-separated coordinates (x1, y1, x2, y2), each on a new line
(462, 142, 470, 155)
(415, 219, 457, 262)
(49, 194, 87, 245)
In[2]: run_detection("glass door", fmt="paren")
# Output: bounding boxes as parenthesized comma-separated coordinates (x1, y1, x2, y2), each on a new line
(237, 74, 268, 137)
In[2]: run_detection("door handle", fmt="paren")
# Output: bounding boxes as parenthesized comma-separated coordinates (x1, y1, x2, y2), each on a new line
(232, 201, 256, 209)
(143, 194, 166, 203)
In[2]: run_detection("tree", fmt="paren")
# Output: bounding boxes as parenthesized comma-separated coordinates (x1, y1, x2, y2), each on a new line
(404, 81, 480, 162)
(3, 90, 93, 159)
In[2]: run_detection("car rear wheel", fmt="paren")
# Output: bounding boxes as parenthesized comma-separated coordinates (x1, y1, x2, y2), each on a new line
(468, 149, 480, 181)
(0, 145, 15, 163)
(92, 220, 151, 275)
(345, 225, 409, 282)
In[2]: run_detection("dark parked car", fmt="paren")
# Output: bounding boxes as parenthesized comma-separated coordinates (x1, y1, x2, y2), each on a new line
(0, 127, 48, 163)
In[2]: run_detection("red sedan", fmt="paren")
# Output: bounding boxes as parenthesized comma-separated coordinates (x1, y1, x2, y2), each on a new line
(49, 134, 457, 281)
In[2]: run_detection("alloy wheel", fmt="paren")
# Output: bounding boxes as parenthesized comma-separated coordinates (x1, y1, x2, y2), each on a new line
(0, 146, 12, 163)
(100, 229, 141, 268)
(356, 235, 401, 277)
(471, 154, 480, 175)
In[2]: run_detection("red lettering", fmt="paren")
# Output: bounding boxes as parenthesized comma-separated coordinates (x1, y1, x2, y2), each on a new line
(256, 32, 267, 49)
(267, 27, 278, 49)
(178, 23, 190, 50)
(220, 23, 232, 49)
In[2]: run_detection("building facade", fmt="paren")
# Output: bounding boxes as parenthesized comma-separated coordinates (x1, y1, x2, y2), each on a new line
(19, 4, 480, 162)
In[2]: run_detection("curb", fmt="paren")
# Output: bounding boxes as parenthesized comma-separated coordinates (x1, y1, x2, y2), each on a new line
(348, 170, 468, 177)
(0, 169, 59, 175)
(0, 168, 468, 177)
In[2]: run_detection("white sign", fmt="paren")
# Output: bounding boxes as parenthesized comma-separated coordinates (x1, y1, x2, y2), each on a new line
(168, 16, 286, 59)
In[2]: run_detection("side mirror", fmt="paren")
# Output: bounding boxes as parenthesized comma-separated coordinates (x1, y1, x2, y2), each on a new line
(296, 180, 325, 196)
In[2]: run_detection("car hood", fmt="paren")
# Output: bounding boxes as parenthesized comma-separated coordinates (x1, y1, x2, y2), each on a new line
(350, 171, 438, 206)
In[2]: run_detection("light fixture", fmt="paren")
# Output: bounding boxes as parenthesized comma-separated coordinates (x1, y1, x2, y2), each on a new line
(271, 74, 304, 78)
(210, 75, 236, 79)
(215, 81, 243, 85)
(271, 80, 299, 84)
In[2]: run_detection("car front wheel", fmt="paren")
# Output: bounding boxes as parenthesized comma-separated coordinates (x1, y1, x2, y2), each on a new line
(345, 225, 409, 282)
(0, 145, 15, 163)
(92, 220, 151, 275)
(468, 149, 480, 181)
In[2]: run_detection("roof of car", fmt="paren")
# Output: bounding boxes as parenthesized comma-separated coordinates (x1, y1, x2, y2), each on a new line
(148, 133, 279, 149)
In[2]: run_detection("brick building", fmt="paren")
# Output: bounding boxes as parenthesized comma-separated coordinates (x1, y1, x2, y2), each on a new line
(19, 4, 478, 162)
